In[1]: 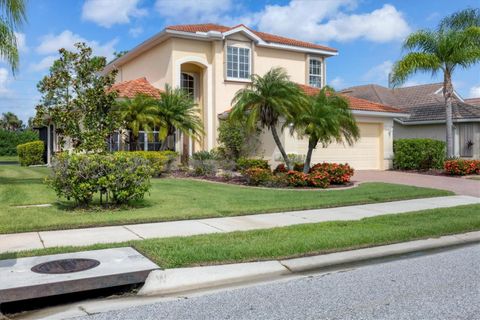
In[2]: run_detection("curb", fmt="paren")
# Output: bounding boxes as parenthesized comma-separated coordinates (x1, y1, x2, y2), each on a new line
(138, 231, 480, 296)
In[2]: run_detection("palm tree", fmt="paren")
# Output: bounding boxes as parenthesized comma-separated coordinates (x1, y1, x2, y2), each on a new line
(289, 87, 359, 173)
(230, 67, 307, 169)
(1, 111, 22, 131)
(155, 84, 204, 150)
(115, 94, 160, 151)
(391, 13, 480, 157)
(440, 8, 480, 30)
(0, 0, 27, 73)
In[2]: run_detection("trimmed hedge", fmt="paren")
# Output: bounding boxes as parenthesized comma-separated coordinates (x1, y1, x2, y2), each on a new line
(393, 139, 446, 170)
(236, 157, 270, 171)
(17, 141, 44, 166)
(116, 151, 178, 176)
(0, 129, 39, 156)
(48, 153, 153, 207)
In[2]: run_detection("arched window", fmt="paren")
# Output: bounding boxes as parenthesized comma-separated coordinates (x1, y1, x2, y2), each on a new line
(181, 72, 195, 98)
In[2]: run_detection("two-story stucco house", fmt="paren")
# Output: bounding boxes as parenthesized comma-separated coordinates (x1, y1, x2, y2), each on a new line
(97, 24, 406, 169)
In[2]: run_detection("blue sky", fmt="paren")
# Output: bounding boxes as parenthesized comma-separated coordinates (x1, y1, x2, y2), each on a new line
(1, 0, 480, 121)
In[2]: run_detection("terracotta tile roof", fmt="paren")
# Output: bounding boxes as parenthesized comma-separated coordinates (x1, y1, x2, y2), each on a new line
(297, 84, 404, 114)
(109, 77, 161, 99)
(465, 98, 480, 107)
(166, 23, 337, 53)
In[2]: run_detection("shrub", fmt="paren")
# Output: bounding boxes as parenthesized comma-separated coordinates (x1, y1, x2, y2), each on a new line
(310, 162, 354, 184)
(190, 150, 218, 176)
(444, 159, 480, 175)
(217, 118, 260, 160)
(286, 171, 309, 187)
(243, 167, 274, 186)
(117, 150, 178, 176)
(0, 129, 39, 156)
(306, 171, 330, 188)
(393, 139, 446, 170)
(273, 163, 288, 174)
(293, 162, 304, 172)
(48, 153, 153, 207)
(236, 157, 270, 171)
(17, 141, 44, 166)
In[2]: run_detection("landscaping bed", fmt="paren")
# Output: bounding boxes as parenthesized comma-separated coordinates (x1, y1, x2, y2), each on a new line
(0, 165, 452, 234)
(2, 203, 480, 268)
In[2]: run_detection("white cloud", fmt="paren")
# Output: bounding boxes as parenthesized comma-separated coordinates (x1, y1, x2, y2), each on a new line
(469, 85, 480, 98)
(36, 30, 118, 60)
(30, 55, 56, 72)
(82, 0, 147, 28)
(0, 68, 11, 97)
(129, 26, 143, 38)
(363, 60, 393, 83)
(329, 76, 346, 89)
(155, 0, 233, 23)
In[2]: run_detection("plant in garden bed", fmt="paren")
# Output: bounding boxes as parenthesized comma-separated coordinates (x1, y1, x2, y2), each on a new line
(17, 141, 44, 166)
(310, 162, 354, 184)
(236, 157, 270, 171)
(444, 159, 480, 176)
(48, 153, 153, 208)
(116, 150, 178, 176)
(190, 150, 218, 176)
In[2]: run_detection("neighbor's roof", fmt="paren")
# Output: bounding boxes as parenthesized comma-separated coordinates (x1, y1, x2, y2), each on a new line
(297, 84, 404, 114)
(167, 23, 338, 53)
(341, 83, 480, 122)
(109, 77, 161, 99)
(465, 97, 480, 107)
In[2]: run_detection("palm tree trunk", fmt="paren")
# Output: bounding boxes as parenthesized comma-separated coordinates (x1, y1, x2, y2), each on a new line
(270, 125, 291, 169)
(303, 138, 317, 174)
(444, 70, 455, 158)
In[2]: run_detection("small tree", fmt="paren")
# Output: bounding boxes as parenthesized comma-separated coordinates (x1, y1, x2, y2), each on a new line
(230, 67, 306, 169)
(218, 117, 259, 160)
(290, 87, 359, 173)
(155, 84, 203, 150)
(35, 42, 118, 153)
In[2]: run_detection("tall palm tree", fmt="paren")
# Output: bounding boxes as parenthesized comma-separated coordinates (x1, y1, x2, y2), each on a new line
(1, 111, 22, 131)
(230, 67, 307, 169)
(289, 87, 359, 173)
(155, 84, 203, 150)
(115, 94, 160, 151)
(0, 0, 27, 73)
(391, 14, 480, 157)
(440, 8, 480, 30)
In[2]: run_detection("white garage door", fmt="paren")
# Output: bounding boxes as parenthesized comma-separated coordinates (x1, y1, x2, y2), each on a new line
(295, 123, 382, 170)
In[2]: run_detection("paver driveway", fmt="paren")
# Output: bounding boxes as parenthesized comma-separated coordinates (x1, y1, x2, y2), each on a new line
(355, 170, 479, 197)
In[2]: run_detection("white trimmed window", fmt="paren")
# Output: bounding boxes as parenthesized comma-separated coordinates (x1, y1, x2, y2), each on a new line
(226, 45, 250, 80)
(309, 58, 322, 88)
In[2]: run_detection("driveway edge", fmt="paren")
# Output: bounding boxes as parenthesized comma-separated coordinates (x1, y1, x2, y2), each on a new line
(138, 231, 480, 296)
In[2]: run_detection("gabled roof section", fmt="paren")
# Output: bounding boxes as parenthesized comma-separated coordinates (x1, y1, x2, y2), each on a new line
(109, 77, 161, 99)
(166, 23, 338, 53)
(465, 98, 480, 107)
(297, 84, 405, 114)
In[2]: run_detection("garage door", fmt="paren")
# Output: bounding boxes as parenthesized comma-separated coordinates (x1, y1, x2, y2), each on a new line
(295, 123, 382, 170)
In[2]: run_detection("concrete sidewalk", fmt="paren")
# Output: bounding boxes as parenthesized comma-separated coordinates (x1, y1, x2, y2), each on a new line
(1, 195, 479, 253)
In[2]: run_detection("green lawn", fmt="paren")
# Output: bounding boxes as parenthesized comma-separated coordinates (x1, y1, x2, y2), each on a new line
(2, 204, 479, 268)
(0, 165, 452, 234)
(0, 155, 18, 163)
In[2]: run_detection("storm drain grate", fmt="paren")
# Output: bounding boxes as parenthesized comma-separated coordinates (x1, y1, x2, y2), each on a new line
(31, 259, 100, 274)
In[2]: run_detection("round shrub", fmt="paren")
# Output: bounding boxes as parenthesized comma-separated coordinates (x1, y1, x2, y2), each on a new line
(243, 167, 274, 186)
(190, 150, 218, 176)
(116, 150, 178, 176)
(307, 171, 330, 188)
(48, 153, 153, 207)
(393, 139, 446, 170)
(444, 159, 480, 175)
(310, 162, 354, 184)
(236, 157, 270, 171)
(286, 171, 309, 187)
(17, 141, 44, 166)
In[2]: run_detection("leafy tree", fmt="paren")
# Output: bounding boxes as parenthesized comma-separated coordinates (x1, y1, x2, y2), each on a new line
(218, 117, 259, 160)
(35, 42, 118, 152)
(230, 67, 306, 169)
(391, 10, 480, 157)
(0, 111, 22, 131)
(114, 94, 160, 151)
(289, 87, 359, 173)
(0, 0, 26, 73)
(155, 84, 203, 150)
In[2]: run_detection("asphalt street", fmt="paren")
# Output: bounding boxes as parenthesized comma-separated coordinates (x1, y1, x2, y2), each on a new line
(75, 244, 480, 320)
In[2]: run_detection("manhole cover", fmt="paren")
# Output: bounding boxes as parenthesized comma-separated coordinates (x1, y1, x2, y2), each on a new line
(31, 258, 100, 274)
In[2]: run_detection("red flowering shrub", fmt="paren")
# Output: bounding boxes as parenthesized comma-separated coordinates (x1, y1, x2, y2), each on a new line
(273, 163, 288, 174)
(444, 159, 480, 176)
(310, 162, 354, 184)
(307, 171, 330, 188)
(286, 170, 309, 187)
(243, 168, 274, 185)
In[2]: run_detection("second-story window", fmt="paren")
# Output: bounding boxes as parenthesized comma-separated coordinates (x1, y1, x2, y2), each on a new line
(309, 58, 322, 88)
(227, 46, 250, 80)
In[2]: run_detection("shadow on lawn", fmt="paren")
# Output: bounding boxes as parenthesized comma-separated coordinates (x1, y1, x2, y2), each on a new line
(0, 177, 45, 185)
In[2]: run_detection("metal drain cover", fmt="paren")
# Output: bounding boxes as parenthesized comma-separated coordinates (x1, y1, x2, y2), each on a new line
(31, 258, 100, 274)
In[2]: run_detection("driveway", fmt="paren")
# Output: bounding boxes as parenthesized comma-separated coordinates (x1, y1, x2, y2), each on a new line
(355, 170, 479, 197)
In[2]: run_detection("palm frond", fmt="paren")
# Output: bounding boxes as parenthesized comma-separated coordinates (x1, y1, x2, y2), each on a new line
(390, 52, 442, 87)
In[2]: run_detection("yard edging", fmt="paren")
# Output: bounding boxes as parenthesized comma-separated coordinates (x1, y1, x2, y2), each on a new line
(138, 231, 480, 297)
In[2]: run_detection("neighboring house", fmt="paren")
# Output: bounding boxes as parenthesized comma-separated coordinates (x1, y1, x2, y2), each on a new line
(42, 23, 407, 170)
(342, 83, 480, 159)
